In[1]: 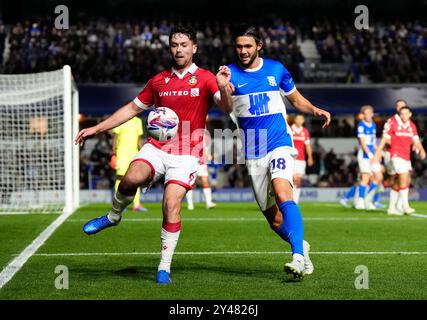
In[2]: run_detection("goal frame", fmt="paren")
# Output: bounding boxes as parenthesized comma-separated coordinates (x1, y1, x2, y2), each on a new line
(63, 65, 80, 214)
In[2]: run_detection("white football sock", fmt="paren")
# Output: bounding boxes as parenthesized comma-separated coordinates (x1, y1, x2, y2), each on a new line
(203, 187, 213, 205)
(293, 188, 301, 204)
(389, 189, 399, 210)
(158, 228, 181, 273)
(107, 191, 134, 223)
(399, 188, 409, 208)
(186, 190, 194, 208)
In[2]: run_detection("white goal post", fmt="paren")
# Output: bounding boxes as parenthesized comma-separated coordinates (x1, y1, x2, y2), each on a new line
(0, 65, 79, 214)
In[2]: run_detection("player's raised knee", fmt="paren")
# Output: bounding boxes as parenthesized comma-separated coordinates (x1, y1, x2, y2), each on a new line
(163, 196, 181, 216)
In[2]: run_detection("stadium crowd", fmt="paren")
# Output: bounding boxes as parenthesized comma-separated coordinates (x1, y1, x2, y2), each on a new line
(311, 19, 427, 82)
(0, 18, 303, 83)
(1, 17, 427, 83)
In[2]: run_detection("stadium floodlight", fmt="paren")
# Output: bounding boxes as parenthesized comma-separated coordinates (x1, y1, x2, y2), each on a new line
(0, 65, 79, 214)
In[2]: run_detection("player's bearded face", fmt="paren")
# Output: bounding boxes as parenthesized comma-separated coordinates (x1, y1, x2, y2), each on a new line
(399, 110, 411, 122)
(235, 36, 262, 68)
(170, 33, 197, 69)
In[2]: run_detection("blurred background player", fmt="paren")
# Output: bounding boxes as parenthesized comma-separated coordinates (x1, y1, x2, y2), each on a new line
(380, 99, 407, 211)
(291, 114, 313, 204)
(375, 106, 426, 215)
(186, 130, 217, 210)
(111, 116, 147, 212)
(354, 105, 382, 210)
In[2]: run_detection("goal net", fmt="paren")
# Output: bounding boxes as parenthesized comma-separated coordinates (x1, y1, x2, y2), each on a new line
(0, 66, 79, 214)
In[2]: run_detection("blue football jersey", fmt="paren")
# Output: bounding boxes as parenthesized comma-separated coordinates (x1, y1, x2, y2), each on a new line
(228, 58, 296, 159)
(357, 121, 377, 158)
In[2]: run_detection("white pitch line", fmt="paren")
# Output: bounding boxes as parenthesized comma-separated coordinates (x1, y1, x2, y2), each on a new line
(410, 213, 427, 218)
(0, 209, 74, 289)
(65, 216, 421, 222)
(0, 212, 60, 216)
(32, 251, 427, 257)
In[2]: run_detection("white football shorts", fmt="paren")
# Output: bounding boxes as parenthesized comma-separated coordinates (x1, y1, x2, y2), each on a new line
(294, 160, 306, 176)
(132, 143, 199, 190)
(383, 151, 396, 175)
(197, 164, 209, 177)
(357, 149, 381, 174)
(391, 157, 412, 174)
(246, 146, 296, 211)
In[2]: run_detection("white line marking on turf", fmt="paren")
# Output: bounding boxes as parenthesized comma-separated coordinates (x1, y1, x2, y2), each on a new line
(0, 212, 60, 215)
(0, 209, 74, 289)
(65, 216, 427, 222)
(410, 213, 427, 218)
(32, 251, 427, 257)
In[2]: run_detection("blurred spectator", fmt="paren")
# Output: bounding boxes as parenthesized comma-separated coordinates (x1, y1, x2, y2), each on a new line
(0, 17, 303, 82)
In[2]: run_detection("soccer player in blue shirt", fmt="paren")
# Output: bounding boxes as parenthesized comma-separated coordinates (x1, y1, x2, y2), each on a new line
(353, 105, 383, 210)
(227, 25, 331, 278)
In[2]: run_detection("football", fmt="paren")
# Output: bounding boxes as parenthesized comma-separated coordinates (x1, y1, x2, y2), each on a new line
(145, 107, 179, 141)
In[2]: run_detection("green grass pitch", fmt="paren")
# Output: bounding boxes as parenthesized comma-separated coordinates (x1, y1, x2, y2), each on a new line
(0, 202, 426, 300)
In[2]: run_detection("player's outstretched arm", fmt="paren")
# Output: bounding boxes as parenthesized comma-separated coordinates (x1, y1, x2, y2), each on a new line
(359, 137, 374, 160)
(413, 139, 426, 160)
(286, 89, 331, 128)
(74, 101, 142, 146)
(306, 143, 314, 166)
(373, 136, 389, 163)
(215, 66, 234, 114)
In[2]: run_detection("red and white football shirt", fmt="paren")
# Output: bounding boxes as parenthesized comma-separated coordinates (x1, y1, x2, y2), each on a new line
(291, 124, 310, 161)
(133, 63, 219, 158)
(383, 117, 419, 161)
(383, 114, 400, 153)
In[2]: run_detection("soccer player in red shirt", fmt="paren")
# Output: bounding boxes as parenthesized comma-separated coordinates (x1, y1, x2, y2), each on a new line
(374, 106, 426, 215)
(369, 99, 407, 211)
(291, 114, 313, 203)
(381, 100, 407, 188)
(75, 25, 233, 284)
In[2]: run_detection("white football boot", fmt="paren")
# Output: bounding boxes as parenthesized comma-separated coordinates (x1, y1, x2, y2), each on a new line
(284, 253, 305, 279)
(206, 202, 217, 209)
(387, 206, 404, 216)
(365, 201, 377, 211)
(303, 240, 314, 275)
(339, 198, 351, 208)
(355, 198, 365, 210)
(403, 206, 415, 215)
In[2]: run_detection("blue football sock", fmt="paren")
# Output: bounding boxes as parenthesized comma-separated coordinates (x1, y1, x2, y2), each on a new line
(368, 182, 377, 193)
(373, 192, 380, 203)
(358, 185, 367, 198)
(345, 186, 356, 200)
(277, 201, 304, 255)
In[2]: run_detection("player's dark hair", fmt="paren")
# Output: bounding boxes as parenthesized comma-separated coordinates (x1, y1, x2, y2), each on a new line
(399, 106, 412, 114)
(232, 24, 261, 44)
(169, 25, 197, 44)
(395, 99, 407, 105)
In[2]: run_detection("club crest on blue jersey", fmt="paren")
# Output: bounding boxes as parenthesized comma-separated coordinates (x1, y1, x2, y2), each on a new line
(267, 76, 277, 86)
